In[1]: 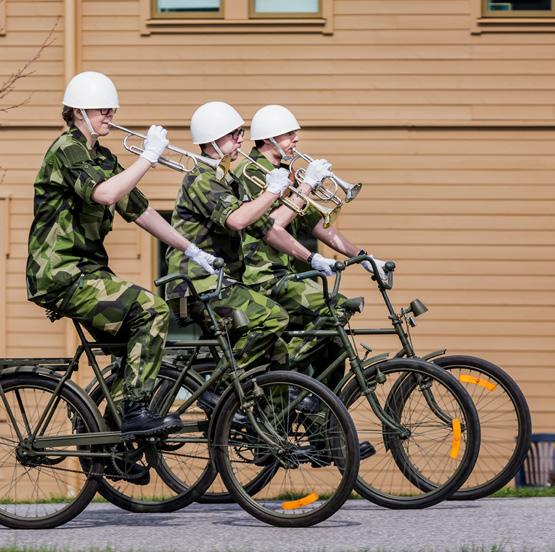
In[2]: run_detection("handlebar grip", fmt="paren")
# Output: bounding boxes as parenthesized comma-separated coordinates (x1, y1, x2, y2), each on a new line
(384, 261, 396, 273)
(154, 273, 183, 287)
(213, 257, 225, 270)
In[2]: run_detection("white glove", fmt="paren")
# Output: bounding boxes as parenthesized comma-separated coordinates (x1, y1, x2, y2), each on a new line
(265, 168, 290, 195)
(310, 253, 336, 277)
(184, 244, 216, 275)
(362, 255, 387, 283)
(140, 125, 169, 165)
(303, 159, 332, 189)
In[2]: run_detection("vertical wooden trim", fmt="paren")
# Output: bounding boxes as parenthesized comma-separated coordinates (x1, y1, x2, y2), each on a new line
(225, 0, 248, 19)
(64, 0, 79, 357)
(0, 198, 9, 355)
(0, 0, 6, 36)
(322, 0, 333, 35)
(137, 227, 154, 291)
(64, 0, 79, 82)
(471, 0, 483, 34)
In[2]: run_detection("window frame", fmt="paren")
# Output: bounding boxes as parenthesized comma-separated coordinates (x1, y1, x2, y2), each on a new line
(472, 0, 555, 33)
(249, 0, 322, 19)
(141, 0, 333, 35)
(151, 0, 224, 20)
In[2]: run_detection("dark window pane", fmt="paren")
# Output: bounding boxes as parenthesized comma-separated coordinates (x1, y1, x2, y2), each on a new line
(488, 0, 551, 10)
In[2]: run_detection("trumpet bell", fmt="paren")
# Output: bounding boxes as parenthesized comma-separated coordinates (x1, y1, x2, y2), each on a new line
(340, 179, 362, 202)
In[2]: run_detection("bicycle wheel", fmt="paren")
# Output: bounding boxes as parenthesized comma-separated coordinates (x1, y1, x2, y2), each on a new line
(0, 373, 102, 529)
(340, 358, 480, 509)
(432, 355, 531, 500)
(214, 371, 359, 527)
(89, 364, 215, 513)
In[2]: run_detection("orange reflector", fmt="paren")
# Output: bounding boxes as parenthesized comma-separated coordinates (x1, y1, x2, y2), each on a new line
(450, 418, 461, 459)
(281, 493, 319, 510)
(459, 375, 496, 391)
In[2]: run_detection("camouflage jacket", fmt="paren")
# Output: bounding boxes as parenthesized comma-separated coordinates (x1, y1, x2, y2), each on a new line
(234, 147, 322, 287)
(26, 126, 149, 302)
(165, 159, 274, 297)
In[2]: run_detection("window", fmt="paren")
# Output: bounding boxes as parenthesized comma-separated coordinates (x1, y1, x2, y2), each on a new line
(484, 0, 555, 16)
(250, 0, 321, 18)
(142, 0, 332, 35)
(154, 0, 223, 18)
(472, 0, 555, 33)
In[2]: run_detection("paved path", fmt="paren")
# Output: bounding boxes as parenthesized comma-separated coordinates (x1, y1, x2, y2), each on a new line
(2, 498, 555, 551)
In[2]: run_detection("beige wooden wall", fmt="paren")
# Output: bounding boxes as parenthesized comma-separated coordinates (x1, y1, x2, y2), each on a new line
(0, 0, 554, 431)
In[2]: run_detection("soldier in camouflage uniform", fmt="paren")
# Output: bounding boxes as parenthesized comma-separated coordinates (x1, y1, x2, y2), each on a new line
(26, 72, 217, 439)
(165, 102, 339, 388)
(235, 105, 389, 391)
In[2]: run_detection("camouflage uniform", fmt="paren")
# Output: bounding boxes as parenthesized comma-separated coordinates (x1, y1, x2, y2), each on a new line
(26, 126, 169, 403)
(235, 147, 350, 386)
(165, 161, 289, 372)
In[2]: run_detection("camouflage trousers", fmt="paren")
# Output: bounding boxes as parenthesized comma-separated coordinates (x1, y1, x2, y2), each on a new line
(34, 269, 169, 404)
(173, 283, 290, 374)
(253, 277, 350, 388)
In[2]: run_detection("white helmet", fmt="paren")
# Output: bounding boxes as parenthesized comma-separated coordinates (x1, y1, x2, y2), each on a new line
(190, 101, 244, 144)
(250, 105, 300, 141)
(62, 71, 119, 109)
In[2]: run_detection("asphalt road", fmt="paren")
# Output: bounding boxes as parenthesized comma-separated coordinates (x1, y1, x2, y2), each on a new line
(1, 498, 554, 552)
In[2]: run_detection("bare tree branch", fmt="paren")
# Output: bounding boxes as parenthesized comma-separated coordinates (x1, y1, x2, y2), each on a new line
(0, 17, 60, 113)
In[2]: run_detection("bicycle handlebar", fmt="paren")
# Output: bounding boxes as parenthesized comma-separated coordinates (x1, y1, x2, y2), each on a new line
(154, 257, 226, 302)
(341, 255, 395, 290)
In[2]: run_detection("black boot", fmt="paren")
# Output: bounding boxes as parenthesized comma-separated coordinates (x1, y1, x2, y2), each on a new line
(197, 390, 248, 426)
(121, 401, 183, 439)
(288, 388, 321, 414)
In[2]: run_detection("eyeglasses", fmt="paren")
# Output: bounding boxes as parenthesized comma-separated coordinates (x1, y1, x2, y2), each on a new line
(229, 127, 244, 141)
(99, 108, 117, 116)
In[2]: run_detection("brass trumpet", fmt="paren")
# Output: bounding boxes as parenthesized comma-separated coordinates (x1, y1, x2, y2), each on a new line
(237, 150, 340, 228)
(109, 123, 230, 174)
(290, 149, 362, 205)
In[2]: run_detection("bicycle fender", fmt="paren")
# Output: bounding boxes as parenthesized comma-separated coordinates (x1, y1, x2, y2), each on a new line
(0, 365, 105, 430)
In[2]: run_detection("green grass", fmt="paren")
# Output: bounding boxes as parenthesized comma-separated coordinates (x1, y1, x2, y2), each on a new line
(492, 485, 555, 498)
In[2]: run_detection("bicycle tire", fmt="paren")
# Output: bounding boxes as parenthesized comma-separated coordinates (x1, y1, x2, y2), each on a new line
(432, 355, 531, 500)
(213, 371, 359, 527)
(0, 373, 102, 529)
(340, 358, 480, 509)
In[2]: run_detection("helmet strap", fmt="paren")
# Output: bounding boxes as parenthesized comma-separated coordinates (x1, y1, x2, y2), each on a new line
(211, 141, 224, 159)
(80, 109, 98, 140)
(269, 137, 293, 162)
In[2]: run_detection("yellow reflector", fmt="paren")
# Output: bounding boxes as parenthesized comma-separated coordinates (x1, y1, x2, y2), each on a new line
(281, 492, 319, 510)
(450, 418, 461, 459)
(459, 374, 497, 391)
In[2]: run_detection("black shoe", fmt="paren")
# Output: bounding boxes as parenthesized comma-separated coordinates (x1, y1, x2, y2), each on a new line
(359, 441, 376, 460)
(288, 388, 321, 413)
(121, 402, 183, 439)
(197, 390, 248, 426)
